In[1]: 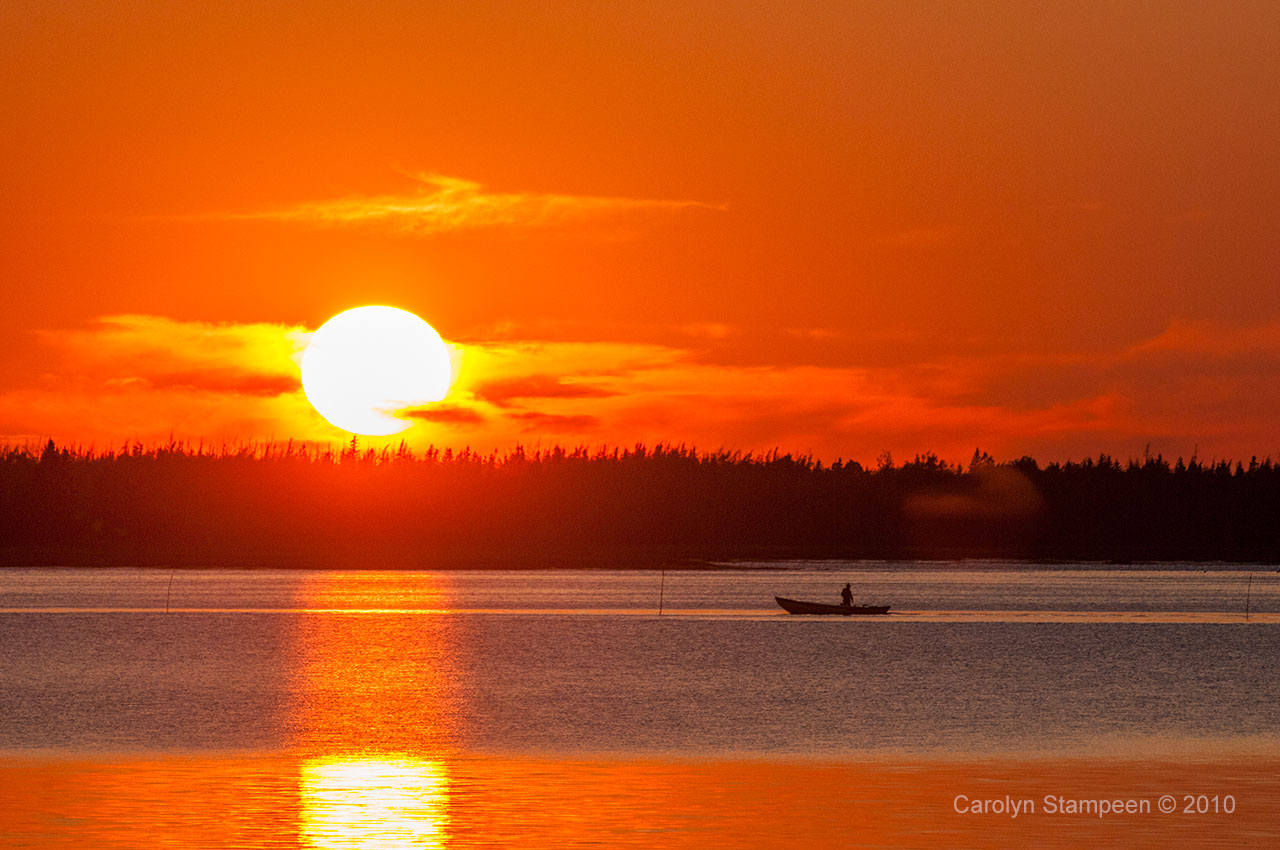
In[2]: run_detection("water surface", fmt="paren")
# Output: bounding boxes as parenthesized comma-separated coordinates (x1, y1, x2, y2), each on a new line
(3, 565, 1277, 847)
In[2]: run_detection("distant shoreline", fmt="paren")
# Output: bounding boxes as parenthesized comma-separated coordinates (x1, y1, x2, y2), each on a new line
(6, 443, 1280, 565)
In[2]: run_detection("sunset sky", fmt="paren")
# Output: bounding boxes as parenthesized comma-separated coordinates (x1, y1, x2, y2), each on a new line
(2, 1, 1277, 463)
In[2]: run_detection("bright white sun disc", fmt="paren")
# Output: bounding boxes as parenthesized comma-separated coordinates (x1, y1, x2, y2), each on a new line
(301, 306, 451, 436)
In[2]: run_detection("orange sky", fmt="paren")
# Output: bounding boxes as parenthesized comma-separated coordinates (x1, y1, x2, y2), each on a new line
(2, 1, 1277, 463)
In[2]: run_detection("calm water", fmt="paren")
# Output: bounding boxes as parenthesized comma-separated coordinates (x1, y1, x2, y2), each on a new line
(3, 565, 1278, 847)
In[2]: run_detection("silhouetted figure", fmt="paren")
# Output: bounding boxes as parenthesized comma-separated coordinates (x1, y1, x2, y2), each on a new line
(840, 583, 853, 607)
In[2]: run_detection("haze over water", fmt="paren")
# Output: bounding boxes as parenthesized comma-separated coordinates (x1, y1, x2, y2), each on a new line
(3, 565, 1278, 847)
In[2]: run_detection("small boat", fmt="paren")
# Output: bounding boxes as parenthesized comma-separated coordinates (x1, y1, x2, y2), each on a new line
(775, 596, 891, 616)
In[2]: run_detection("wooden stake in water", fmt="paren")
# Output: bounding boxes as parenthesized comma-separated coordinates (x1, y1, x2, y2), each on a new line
(658, 568, 666, 616)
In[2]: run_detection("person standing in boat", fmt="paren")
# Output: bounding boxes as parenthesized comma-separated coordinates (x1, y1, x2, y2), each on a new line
(840, 583, 853, 607)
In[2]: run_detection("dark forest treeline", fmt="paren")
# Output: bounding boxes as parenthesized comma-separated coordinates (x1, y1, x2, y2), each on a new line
(2, 440, 1279, 566)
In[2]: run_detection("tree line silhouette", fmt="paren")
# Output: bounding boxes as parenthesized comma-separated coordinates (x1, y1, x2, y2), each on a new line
(2, 440, 1278, 566)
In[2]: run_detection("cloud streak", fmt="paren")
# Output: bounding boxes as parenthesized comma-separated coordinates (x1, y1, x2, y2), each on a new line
(405, 404, 487, 425)
(222, 173, 719, 236)
(45, 314, 310, 381)
(6, 314, 1280, 464)
(473, 374, 617, 407)
(436, 319, 1280, 463)
(2, 315, 318, 445)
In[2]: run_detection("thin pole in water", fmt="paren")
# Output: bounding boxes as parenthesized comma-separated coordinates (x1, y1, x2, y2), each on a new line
(658, 568, 666, 616)
(165, 568, 176, 614)
(1245, 574, 1252, 622)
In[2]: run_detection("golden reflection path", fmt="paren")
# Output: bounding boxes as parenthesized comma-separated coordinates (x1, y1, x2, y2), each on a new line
(4, 755, 1280, 848)
(299, 756, 449, 849)
(290, 573, 460, 847)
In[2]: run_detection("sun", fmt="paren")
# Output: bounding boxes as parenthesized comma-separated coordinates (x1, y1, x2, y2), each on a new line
(301, 306, 452, 436)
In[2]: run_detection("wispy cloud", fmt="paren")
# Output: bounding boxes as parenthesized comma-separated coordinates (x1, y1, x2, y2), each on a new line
(405, 404, 487, 425)
(44, 314, 310, 391)
(439, 319, 1280, 463)
(473, 374, 617, 407)
(1123, 318, 1280, 361)
(7, 314, 1280, 464)
(4, 315, 316, 444)
(221, 173, 720, 236)
(508, 411, 600, 432)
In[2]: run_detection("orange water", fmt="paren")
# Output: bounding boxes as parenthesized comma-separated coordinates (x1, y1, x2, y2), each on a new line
(3, 755, 1276, 848)
(4, 567, 1279, 846)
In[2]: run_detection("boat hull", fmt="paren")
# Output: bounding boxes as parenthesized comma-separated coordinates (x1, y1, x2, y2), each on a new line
(775, 596, 891, 616)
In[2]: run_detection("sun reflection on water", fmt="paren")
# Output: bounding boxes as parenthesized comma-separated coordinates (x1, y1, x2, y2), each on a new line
(288, 572, 463, 754)
(300, 756, 450, 849)
(291, 573, 458, 848)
